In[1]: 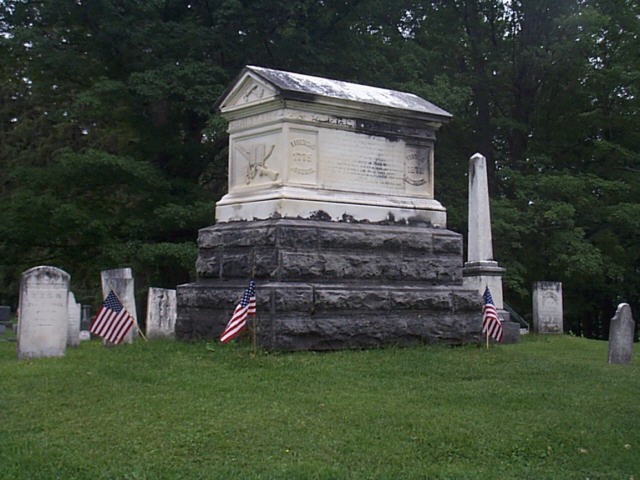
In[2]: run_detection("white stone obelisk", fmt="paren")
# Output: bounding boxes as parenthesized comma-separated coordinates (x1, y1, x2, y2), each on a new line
(463, 153, 505, 309)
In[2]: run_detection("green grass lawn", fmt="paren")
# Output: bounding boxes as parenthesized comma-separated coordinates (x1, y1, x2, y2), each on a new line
(0, 334, 638, 479)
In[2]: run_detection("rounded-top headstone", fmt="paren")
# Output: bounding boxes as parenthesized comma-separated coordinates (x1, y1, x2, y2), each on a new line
(608, 303, 635, 365)
(17, 266, 71, 359)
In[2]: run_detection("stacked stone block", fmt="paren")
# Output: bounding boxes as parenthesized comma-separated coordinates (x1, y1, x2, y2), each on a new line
(177, 219, 483, 350)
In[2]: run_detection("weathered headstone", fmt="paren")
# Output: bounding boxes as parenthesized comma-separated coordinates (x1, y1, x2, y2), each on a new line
(177, 66, 485, 350)
(532, 282, 563, 334)
(81, 305, 92, 330)
(67, 291, 81, 347)
(0, 305, 10, 322)
(0, 305, 9, 335)
(146, 288, 177, 339)
(608, 303, 635, 364)
(100, 268, 138, 343)
(17, 266, 70, 359)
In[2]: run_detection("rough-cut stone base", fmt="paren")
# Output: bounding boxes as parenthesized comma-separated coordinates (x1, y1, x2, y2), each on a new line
(177, 281, 482, 350)
(176, 219, 486, 350)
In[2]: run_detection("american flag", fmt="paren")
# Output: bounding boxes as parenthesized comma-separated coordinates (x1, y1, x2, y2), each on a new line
(220, 281, 256, 343)
(482, 286, 503, 342)
(89, 290, 135, 344)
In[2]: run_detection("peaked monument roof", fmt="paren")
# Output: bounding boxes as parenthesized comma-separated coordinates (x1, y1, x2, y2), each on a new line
(217, 65, 452, 120)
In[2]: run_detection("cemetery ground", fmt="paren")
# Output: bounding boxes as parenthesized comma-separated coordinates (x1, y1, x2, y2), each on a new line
(0, 334, 638, 479)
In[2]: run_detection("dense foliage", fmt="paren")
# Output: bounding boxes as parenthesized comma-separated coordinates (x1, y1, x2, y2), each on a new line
(1, 0, 638, 337)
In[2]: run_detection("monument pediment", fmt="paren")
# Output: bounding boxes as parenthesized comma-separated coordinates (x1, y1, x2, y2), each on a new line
(217, 72, 278, 111)
(216, 66, 452, 122)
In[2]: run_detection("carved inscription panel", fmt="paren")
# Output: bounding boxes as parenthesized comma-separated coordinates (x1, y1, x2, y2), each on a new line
(227, 123, 434, 198)
(319, 130, 432, 197)
(229, 130, 281, 190)
(540, 292, 562, 332)
(404, 145, 433, 197)
(288, 129, 318, 184)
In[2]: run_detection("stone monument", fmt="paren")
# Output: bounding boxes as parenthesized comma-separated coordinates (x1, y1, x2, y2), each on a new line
(67, 291, 81, 348)
(0, 305, 10, 322)
(81, 304, 92, 330)
(608, 303, 634, 365)
(146, 287, 176, 339)
(462, 153, 518, 343)
(100, 268, 138, 343)
(17, 266, 70, 359)
(176, 66, 484, 350)
(0, 305, 10, 335)
(532, 281, 563, 334)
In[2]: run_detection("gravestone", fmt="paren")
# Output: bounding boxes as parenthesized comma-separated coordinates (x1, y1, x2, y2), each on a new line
(81, 305, 92, 331)
(100, 268, 138, 343)
(17, 266, 70, 359)
(608, 303, 635, 365)
(532, 282, 563, 334)
(146, 288, 176, 339)
(0, 306, 9, 335)
(67, 291, 81, 347)
(177, 66, 484, 350)
(462, 153, 518, 343)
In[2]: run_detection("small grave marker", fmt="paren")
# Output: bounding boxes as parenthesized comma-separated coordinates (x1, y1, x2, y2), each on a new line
(532, 282, 563, 334)
(608, 303, 635, 365)
(146, 288, 176, 339)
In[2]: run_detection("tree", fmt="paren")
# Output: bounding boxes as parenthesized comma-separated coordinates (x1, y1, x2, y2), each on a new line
(0, 0, 219, 307)
(0, 0, 637, 338)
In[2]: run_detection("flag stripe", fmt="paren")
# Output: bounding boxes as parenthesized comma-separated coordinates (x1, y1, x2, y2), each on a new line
(90, 310, 111, 336)
(220, 306, 248, 343)
(220, 281, 256, 344)
(110, 318, 133, 344)
(92, 309, 118, 336)
(103, 311, 129, 342)
(95, 310, 120, 337)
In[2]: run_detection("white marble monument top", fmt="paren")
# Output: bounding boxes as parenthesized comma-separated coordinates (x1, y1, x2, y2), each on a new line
(214, 66, 452, 226)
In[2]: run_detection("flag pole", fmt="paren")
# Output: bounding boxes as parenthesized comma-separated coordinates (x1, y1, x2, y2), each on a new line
(107, 285, 148, 342)
(250, 272, 256, 357)
(484, 284, 489, 350)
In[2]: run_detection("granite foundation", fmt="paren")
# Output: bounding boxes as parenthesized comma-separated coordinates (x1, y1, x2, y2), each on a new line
(176, 219, 483, 350)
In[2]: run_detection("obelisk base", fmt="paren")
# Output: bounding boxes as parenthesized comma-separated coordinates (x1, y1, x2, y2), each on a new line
(463, 261, 519, 344)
